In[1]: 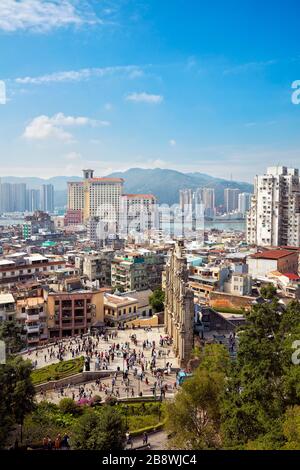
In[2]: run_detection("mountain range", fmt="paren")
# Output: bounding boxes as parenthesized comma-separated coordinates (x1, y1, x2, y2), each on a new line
(0, 169, 253, 207)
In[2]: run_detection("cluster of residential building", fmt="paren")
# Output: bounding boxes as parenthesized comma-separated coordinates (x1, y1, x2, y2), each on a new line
(0, 164, 300, 368)
(0, 181, 54, 213)
(66, 169, 157, 241)
(179, 187, 252, 217)
(0, 217, 169, 347)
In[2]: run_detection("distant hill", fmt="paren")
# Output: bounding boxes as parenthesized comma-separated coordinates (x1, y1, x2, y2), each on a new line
(0, 169, 253, 207)
(0, 176, 82, 208)
(0, 175, 82, 191)
(107, 168, 253, 205)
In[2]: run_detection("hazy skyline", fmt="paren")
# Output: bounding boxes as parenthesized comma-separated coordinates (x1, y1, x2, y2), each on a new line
(0, 0, 300, 181)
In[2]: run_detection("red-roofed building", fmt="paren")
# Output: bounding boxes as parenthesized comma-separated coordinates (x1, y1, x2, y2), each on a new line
(284, 273, 300, 281)
(268, 271, 300, 299)
(247, 249, 299, 278)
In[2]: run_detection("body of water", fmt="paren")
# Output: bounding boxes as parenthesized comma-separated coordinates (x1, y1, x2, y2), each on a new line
(161, 219, 246, 235)
(0, 218, 24, 226)
(0, 218, 246, 234)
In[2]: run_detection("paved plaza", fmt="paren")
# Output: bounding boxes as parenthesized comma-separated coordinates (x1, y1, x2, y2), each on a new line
(22, 327, 180, 404)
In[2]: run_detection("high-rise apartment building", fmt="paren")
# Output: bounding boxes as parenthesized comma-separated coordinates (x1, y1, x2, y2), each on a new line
(196, 188, 215, 217)
(179, 189, 194, 212)
(0, 182, 28, 212)
(11, 183, 27, 212)
(26, 189, 40, 212)
(247, 166, 300, 247)
(67, 181, 84, 211)
(83, 176, 124, 224)
(68, 170, 124, 228)
(40, 184, 54, 213)
(0, 182, 12, 212)
(238, 192, 252, 214)
(121, 194, 157, 234)
(68, 171, 158, 241)
(224, 188, 240, 213)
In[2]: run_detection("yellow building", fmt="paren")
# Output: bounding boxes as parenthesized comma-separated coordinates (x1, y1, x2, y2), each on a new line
(104, 293, 138, 325)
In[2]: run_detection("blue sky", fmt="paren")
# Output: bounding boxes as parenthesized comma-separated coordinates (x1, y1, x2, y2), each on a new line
(0, 0, 300, 181)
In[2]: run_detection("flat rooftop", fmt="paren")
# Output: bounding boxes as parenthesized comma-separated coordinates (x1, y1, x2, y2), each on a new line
(0, 293, 15, 305)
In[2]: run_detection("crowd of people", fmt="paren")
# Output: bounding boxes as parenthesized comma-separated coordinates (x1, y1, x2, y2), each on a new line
(33, 329, 178, 405)
(42, 434, 70, 451)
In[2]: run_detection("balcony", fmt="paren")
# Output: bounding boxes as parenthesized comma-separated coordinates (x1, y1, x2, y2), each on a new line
(26, 314, 40, 322)
(27, 336, 39, 343)
(26, 325, 40, 334)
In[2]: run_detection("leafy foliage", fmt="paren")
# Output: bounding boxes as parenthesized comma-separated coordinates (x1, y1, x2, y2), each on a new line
(71, 407, 126, 450)
(149, 287, 165, 313)
(260, 283, 277, 299)
(59, 398, 82, 416)
(165, 344, 230, 449)
(0, 320, 25, 355)
(0, 356, 35, 448)
(221, 299, 300, 449)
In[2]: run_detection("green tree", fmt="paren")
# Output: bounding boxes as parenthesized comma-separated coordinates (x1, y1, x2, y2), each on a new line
(260, 284, 277, 300)
(0, 320, 24, 355)
(282, 406, 300, 449)
(149, 287, 165, 313)
(71, 407, 126, 450)
(221, 299, 300, 449)
(0, 356, 35, 448)
(59, 398, 81, 416)
(165, 344, 230, 449)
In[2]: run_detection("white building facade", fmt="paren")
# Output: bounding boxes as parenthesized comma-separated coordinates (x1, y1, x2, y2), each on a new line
(247, 166, 300, 247)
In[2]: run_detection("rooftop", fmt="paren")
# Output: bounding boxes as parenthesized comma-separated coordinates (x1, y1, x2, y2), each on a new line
(283, 273, 300, 281)
(250, 250, 295, 260)
(104, 293, 137, 306)
(0, 293, 15, 305)
(124, 194, 156, 199)
(90, 177, 124, 183)
(17, 296, 45, 308)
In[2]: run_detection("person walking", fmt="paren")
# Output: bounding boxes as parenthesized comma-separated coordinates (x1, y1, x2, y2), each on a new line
(54, 434, 61, 450)
(47, 436, 53, 450)
(61, 434, 70, 450)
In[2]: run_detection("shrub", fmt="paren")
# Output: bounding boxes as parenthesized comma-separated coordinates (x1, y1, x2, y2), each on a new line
(71, 407, 126, 450)
(92, 395, 102, 406)
(59, 398, 81, 416)
(105, 396, 118, 406)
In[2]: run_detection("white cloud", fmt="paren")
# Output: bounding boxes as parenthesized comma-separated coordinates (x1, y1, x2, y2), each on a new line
(0, 80, 6, 104)
(125, 92, 164, 104)
(169, 139, 176, 147)
(104, 103, 113, 111)
(128, 69, 144, 79)
(15, 65, 145, 85)
(64, 151, 81, 161)
(23, 112, 110, 142)
(223, 59, 277, 75)
(0, 0, 99, 33)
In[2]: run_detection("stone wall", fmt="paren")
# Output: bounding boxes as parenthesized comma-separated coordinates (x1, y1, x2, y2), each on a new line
(34, 370, 112, 392)
(209, 291, 254, 311)
(164, 241, 194, 367)
(125, 313, 164, 328)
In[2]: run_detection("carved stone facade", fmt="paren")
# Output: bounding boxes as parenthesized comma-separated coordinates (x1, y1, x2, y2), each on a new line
(163, 240, 194, 367)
